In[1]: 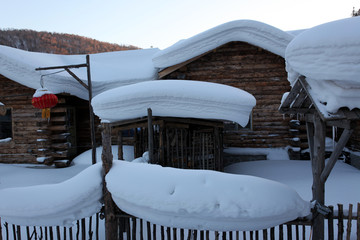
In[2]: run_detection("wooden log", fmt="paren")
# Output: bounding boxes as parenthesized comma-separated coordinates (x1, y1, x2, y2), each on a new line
(320, 128, 354, 183)
(311, 113, 326, 240)
(148, 108, 154, 164)
(118, 131, 123, 160)
(328, 205, 334, 240)
(101, 123, 117, 240)
(338, 204, 344, 240)
(357, 203, 360, 240)
(346, 204, 353, 240)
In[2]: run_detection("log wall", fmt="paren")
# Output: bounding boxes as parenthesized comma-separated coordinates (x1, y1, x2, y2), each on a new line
(0, 75, 101, 164)
(0, 75, 43, 163)
(161, 41, 293, 148)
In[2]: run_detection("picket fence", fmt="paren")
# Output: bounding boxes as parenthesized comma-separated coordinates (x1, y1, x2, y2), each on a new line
(1, 204, 359, 240)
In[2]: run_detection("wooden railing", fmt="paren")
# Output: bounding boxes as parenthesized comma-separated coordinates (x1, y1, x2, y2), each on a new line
(1, 204, 359, 240)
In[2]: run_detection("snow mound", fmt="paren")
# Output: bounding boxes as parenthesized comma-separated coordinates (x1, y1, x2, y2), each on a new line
(285, 17, 360, 113)
(153, 20, 293, 69)
(0, 45, 159, 99)
(0, 163, 103, 226)
(107, 161, 310, 231)
(92, 80, 256, 127)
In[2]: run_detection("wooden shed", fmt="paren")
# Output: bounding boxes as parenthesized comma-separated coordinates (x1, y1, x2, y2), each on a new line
(279, 76, 360, 239)
(111, 114, 224, 171)
(0, 74, 100, 165)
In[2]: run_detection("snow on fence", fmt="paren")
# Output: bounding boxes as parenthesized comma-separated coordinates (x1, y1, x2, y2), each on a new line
(1, 203, 359, 240)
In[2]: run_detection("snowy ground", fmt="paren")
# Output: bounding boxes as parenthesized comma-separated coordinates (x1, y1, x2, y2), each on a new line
(1, 146, 359, 206)
(0, 146, 359, 238)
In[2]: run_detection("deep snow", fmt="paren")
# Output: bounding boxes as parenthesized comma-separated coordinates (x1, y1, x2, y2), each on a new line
(285, 17, 360, 114)
(92, 80, 256, 127)
(0, 146, 359, 230)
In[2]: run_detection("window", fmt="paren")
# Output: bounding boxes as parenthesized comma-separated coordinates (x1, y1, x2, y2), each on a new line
(0, 108, 12, 139)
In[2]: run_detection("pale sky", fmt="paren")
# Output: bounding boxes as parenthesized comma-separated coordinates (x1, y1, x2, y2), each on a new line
(0, 0, 358, 49)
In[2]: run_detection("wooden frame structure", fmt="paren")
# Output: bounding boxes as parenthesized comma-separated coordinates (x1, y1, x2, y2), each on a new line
(279, 76, 360, 239)
(35, 55, 97, 165)
(101, 109, 225, 239)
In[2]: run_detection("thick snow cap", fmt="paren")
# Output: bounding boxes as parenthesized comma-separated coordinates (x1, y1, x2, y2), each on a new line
(153, 20, 293, 69)
(285, 17, 360, 113)
(107, 161, 310, 231)
(0, 45, 160, 100)
(0, 163, 103, 226)
(92, 80, 256, 127)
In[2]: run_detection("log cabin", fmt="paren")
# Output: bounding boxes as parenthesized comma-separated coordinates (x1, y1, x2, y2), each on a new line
(0, 46, 160, 165)
(153, 20, 297, 159)
(0, 74, 100, 165)
(0, 20, 312, 165)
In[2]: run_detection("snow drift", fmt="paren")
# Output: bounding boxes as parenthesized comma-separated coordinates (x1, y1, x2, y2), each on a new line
(0, 46, 159, 100)
(92, 80, 256, 127)
(285, 17, 360, 113)
(0, 163, 103, 226)
(107, 161, 310, 231)
(153, 19, 293, 69)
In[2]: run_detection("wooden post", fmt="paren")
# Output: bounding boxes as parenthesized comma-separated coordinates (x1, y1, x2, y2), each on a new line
(147, 108, 154, 163)
(101, 123, 118, 240)
(118, 131, 123, 160)
(86, 55, 97, 165)
(312, 113, 326, 240)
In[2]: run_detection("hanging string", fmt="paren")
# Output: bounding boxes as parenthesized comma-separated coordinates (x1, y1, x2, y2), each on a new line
(39, 69, 66, 88)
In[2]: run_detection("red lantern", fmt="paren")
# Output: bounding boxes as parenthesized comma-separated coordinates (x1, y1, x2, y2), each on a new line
(32, 88, 58, 119)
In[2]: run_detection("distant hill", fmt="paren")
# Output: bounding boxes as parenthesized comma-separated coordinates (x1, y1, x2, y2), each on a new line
(0, 29, 139, 54)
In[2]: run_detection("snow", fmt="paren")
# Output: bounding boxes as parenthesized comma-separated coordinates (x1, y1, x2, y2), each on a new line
(92, 80, 256, 127)
(0, 46, 160, 100)
(0, 146, 359, 233)
(32, 87, 55, 98)
(153, 20, 294, 69)
(106, 160, 310, 231)
(0, 137, 12, 143)
(285, 17, 360, 114)
(0, 163, 103, 226)
(225, 159, 360, 208)
(224, 147, 290, 161)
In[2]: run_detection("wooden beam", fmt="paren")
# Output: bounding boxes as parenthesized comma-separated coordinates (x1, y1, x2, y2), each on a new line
(158, 51, 211, 79)
(101, 123, 118, 240)
(306, 120, 315, 161)
(312, 113, 326, 240)
(117, 130, 123, 160)
(35, 63, 87, 71)
(64, 68, 89, 90)
(326, 119, 352, 129)
(147, 108, 154, 163)
(291, 88, 308, 108)
(279, 80, 302, 109)
(86, 55, 97, 165)
(321, 127, 354, 183)
(298, 76, 327, 122)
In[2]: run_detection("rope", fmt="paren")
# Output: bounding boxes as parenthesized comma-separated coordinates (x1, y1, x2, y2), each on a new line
(40, 69, 66, 88)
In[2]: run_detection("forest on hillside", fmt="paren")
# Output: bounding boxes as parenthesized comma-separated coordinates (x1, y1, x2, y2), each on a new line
(0, 29, 139, 54)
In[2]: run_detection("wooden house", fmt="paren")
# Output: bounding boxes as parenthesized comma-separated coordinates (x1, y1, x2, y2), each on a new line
(0, 46, 160, 165)
(0, 74, 100, 165)
(153, 20, 296, 158)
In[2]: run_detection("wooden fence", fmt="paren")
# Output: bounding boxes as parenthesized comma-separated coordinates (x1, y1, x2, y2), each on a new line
(1, 204, 359, 240)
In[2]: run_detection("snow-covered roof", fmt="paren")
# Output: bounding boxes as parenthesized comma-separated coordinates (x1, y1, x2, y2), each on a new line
(153, 20, 294, 69)
(92, 80, 256, 127)
(285, 17, 360, 114)
(107, 161, 310, 231)
(0, 45, 160, 99)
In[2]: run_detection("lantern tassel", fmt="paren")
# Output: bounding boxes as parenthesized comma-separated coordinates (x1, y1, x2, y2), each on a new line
(41, 108, 51, 119)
